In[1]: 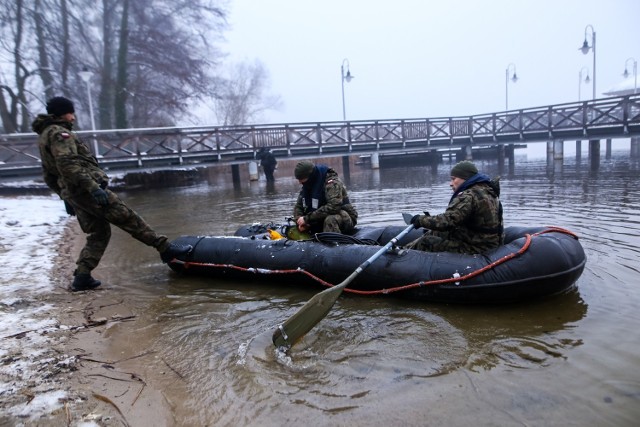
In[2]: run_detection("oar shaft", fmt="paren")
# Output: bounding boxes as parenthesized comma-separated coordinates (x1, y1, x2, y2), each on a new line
(334, 224, 414, 291)
(272, 223, 415, 349)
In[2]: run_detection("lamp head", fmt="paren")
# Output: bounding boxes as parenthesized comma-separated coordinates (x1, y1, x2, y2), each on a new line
(344, 70, 353, 83)
(579, 40, 590, 55)
(78, 67, 92, 83)
(511, 73, 518, 83)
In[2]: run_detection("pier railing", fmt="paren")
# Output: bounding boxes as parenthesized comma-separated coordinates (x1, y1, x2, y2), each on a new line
(1, 94, 639, 176)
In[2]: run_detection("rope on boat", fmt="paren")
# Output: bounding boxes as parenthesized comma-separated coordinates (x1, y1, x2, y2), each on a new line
(313, 232, 378, 246)
(175, 227, 578, 296)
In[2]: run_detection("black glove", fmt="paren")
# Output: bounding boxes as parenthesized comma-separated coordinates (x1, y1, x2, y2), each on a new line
(423, 211, 430, 217)
(91, 188, 109, 206)
(64, 200, 76, 216)
(411, 214, 422, 229)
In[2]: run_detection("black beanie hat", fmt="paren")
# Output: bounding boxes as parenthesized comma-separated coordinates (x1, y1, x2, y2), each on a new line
(294, 160, 315, 180)
(46, 97, 75, 117)
(451, 161, 478, 180)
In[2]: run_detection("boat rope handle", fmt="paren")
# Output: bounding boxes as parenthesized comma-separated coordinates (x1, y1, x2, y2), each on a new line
(175, 227, 578, 296)
(344, 226, 578, 295)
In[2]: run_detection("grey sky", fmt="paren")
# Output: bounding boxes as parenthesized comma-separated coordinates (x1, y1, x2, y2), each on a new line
(221, 0, 640, 125)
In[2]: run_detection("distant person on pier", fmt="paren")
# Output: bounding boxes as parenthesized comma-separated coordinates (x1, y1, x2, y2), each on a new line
(31, 96, 192, 292)
(405, 160, 503, 254)
(257, 147, 277, 182)
(293, 160, 358, 234)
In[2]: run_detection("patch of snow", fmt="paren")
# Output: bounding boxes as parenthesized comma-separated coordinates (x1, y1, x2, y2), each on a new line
(8, 390, 68, 419)
(0, 194, 71, 419)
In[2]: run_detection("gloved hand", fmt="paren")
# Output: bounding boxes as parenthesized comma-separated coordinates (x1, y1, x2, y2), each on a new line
(64, 200, 76, 216)
(423, 211, 430, 217)
(410, 214, 422, 229)
(91, 188, 109, 206)
(296, 216, 309, 232)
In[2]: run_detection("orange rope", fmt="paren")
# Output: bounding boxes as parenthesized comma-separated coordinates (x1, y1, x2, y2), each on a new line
(175, 227, 578, 296)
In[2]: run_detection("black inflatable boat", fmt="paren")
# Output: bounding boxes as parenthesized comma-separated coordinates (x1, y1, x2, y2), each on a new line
(165, 223, 586, 304)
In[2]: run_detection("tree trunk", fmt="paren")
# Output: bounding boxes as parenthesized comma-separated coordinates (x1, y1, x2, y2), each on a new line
(98, 0, 116, 129)
(34, 0, 56, 102)
(115, 0, 130, 129)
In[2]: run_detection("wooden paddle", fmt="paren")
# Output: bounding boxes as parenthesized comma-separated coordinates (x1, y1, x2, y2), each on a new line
(272, 218, 416, 349)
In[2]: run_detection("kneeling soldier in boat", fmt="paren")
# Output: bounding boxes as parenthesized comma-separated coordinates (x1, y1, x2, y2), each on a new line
(293, 160, 358, 235)
(406, 160, 503, 254)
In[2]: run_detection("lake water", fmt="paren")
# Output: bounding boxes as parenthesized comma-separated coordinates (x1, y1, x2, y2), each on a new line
(94, 152, 639, 426)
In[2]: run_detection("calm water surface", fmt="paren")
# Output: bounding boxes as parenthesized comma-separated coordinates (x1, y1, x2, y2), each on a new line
(97, 153, 640, 426)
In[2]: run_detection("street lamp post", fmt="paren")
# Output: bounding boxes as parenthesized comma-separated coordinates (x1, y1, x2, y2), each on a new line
(505, 63, 518, 110)
(623, 57, 638, 94)
(78, 67, 99, 156)
(578, 66, 590, 101)
(341, 59, 354, 121)
(579, 25, 596, 100)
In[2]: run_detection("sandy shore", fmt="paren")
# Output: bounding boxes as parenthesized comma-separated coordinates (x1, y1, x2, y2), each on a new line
(1, 218, 174, 426)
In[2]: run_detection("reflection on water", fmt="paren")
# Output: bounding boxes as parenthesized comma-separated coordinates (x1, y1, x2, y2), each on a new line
(98, 152, 640, 425)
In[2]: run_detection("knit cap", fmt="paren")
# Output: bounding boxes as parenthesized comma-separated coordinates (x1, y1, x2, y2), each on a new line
(451, 161, 478, 180)
(46, 97, 75, 116)
(294, 160, 315, 180)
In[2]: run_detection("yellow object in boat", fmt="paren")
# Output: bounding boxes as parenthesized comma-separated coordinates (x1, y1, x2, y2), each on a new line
(267, 229, 284, 240)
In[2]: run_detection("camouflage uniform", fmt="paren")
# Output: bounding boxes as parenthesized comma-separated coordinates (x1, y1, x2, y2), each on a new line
(406, 178, 503, 254)
(31, 114, 171, 275)
(294, 167, 358, 234)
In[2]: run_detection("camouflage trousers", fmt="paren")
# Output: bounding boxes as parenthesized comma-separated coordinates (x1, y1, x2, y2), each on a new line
(311, 210, 355, 234)
(404, 230, 470, 254)
(66, 189, 168, 274)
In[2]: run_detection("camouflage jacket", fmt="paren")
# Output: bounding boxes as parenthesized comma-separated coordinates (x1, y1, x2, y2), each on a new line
(31, 114, 108, 199)
(416, 177, 503, 253)
(294, 167, 358, 225)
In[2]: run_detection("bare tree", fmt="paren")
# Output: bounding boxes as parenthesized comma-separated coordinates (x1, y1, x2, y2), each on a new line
(122, 0, 234, 127)
(0, 0, 229, 132)
(213, 60, 282, 126)
(0, 0, 74, 132)
(0, 0, 31, 132)
(1, 0, 281, 133)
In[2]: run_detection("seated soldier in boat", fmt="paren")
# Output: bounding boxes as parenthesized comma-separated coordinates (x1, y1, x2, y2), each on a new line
(406, 160, 503, 254)
(293, 160, 358, 234)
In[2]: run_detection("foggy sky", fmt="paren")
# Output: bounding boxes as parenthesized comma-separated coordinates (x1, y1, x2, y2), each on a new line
(220, 0, 640, 125)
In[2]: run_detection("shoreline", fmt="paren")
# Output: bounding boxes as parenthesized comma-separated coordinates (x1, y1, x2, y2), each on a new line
(1, 208, 175, 426)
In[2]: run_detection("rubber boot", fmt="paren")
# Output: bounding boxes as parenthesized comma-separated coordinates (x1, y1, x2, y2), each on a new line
(71, 272, 102, 292)
(160, 242, 193, 263)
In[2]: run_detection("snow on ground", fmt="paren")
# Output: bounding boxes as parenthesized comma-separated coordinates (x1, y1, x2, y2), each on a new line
(0, 194, 71, 419)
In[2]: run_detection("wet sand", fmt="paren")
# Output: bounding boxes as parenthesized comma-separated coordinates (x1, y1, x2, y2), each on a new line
(1, 221, 176, 426)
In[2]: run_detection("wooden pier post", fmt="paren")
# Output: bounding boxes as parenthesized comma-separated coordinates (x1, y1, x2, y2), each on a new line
(370, 152, 380, 169)
(342, 155, 351, 181)
(553, 140, 564, 160)
(589, 139, 600, 171)
(231, 164, 241, 186)
(631, 137, 639, 158)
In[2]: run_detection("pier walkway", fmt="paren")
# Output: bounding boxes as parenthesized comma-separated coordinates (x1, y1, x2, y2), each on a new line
(1, 94, 639, 178)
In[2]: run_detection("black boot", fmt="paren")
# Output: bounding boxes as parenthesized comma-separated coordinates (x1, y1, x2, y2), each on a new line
(160, 243, 193, 263)
(71, 272, 102, 291)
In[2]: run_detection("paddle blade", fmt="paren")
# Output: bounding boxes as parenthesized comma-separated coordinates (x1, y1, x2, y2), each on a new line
(402, 212, 415, 225)
(272, 223, 415, 349)
(272, 283, 346, 348)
